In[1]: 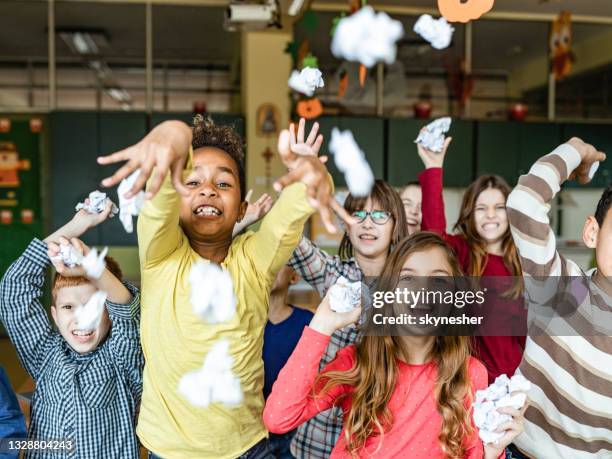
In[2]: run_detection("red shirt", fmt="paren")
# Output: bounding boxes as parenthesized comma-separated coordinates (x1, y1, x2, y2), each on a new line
(264, 327, 490, 459)
(418, 168, 526, 383)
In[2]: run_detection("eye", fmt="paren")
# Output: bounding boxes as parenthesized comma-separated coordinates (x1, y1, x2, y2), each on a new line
(352, 210, 366, 218)
(61, 304, 72, 310)
(186, 180, 199, 187)
(217, 182, 231, 188)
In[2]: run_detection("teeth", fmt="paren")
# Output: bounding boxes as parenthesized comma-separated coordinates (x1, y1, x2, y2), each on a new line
(360, 235, 376, 240)
(195, 206, 221, 216)
(72, 330, 93, 337)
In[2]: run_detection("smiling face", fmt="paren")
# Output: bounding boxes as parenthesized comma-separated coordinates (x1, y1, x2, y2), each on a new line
(400, 185, 422, 235)
(473, 187, 508, 244)
(347, 197, 394, 259)
(51, 284, 111, 354)
(179, 147, 247, 244)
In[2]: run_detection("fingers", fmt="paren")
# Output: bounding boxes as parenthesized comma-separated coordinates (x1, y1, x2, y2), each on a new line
(318, 205, 337, 234)
(278, 130, 291, 160)
(47, 241, 60, 256)
(170, 154, 190, 198)
(330, 199, 358, 226)
(273, 166, 301, 192)
(442, 136, 453, 153)
(305, 121, 319, 146)
(312, 134, 324, 155)
(297, 118, 306, 144)
(292, 143, 317, 157)
(101, 159, 138, 188)
(244, 189, 253, 203)
(97, 146, 132, 166)
(289, 123, 297, 147)
(70, 238, 89, 255)
(128, 153, 156, 198)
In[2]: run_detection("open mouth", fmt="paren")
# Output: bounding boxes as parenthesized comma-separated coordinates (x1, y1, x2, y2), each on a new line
(71, 329, 94, 343)
(482, 222, 500, 231)
(406, 218, 418, 226)
(359, 234, 378, 241)
(193, 205, 222, 217)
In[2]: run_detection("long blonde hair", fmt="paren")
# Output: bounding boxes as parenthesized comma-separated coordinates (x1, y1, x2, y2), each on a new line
(318, 232, 474, 458)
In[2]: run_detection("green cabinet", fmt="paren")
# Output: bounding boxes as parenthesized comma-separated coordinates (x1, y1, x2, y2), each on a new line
(477, 121, 562, 187)
(387, 118, 474, 187)
(314, 116, 384, 188)
(50, 111, 147, 246)
(562, 123, 612, 188)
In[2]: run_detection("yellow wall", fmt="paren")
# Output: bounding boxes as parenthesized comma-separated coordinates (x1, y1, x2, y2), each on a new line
(241, 29, 292, 198)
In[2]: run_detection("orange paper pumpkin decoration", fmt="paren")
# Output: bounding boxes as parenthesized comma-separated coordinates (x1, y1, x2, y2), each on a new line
(438, 0, 494, 23)
(296, 98, 323, 120)
(359, 65, 367, 87)
(338, 71, 349, 98)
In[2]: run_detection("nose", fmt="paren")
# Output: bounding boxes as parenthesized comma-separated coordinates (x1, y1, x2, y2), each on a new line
(361, 215, 374, 228)
(486, 207, 496, 219)
(198, 182, 218, 197)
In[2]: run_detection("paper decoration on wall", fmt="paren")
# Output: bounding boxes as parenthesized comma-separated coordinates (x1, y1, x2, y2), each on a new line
(21, 209, 34, 224)
(296, 98, 324, 119)
(256, 104, 280, 137)
(550, 11, 574, 81)
(29, 118, 43, 133)
(0, 142, 31, 188)
(437, 0, 495, 23)
(0, 210, 12, 224)
(414, 14, 455, 50)
(331, 6, 404, 68)
(0, 119, 10, 133)
(338, 70, 349, 98)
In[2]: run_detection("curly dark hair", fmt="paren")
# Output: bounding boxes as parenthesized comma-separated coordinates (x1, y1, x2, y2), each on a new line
(595, 186, 612, 227)
(192, 114, 246, 201)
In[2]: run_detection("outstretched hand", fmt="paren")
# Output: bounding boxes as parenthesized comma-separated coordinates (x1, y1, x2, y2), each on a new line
(416, 128, 453, 169)
(97, 120, 192, 199)
(274, 130, 355, 234)
(279, 118, 324, 171)
(232, 190, 274, 236)
(567, 137, 606, 185)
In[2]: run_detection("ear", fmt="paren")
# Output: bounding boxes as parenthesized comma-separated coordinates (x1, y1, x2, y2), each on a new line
(236, 200, 248, 223)
(289, 272, 301, 286)
(582, 216, 600, 249)
(50, 305, 58, 325)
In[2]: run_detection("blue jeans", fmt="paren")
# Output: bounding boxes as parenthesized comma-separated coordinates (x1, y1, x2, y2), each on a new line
(505, 444, 531, 459)
(268, 431, 296, 459)
(148, 438, 275, 459)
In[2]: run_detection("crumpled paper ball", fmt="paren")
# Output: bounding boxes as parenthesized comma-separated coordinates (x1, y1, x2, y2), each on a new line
(413, 14, 454, 50)
(75, 190, 119, 217)
(331, 6, 404, 68)
(472, 373, 532, 444)
(178, 339, 243, 408)
(189, 261, 237, 324)
(82, 247, 108, 280)
(74, 290, 108, 331)
(52, 243, 83, 268)
(329, 128, 374, 197)
(288, 67, 325, 97)
(329, 276, 361, 313)
(415, 117, 452, 153)
(117, 170, 146, 233)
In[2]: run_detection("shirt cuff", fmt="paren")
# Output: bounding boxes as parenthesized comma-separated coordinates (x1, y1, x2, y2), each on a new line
(552, 143, 582, 177)
(303, 326, 332, 347)
(105, 282, 140, 320)
(23, 238, 51, 269)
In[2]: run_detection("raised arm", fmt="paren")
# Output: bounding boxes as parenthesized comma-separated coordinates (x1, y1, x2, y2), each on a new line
(288, 236, 361, 298)
(0, 240, 55, 380)
(97, 120, 193, 268)
(506, 138, 605, 277)
(264, 293, 361, 433)
(105, 283, 144, 398)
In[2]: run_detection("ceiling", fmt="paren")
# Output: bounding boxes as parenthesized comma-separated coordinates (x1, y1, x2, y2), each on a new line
(0, 0, 610, 75)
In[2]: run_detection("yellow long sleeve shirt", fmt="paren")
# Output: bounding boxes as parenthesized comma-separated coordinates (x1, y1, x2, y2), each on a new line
(135, 171, 314, 458)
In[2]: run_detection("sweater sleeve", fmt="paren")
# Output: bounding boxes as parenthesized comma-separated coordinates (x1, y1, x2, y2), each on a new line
(263, 326, 354, 434)
(418, 168, 470, 256)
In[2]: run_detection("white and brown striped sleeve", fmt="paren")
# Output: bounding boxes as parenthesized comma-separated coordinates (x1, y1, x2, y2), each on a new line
(506, 143, 583, 277)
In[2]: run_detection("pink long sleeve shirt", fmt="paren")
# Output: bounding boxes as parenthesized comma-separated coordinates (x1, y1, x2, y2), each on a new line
(264, 326, 490, 459)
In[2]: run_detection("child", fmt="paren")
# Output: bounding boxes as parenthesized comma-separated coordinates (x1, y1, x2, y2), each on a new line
(97, 116, 341, 459)
(263, 266, 313, 458)
(0, 366, 27, 459)
(416, 137, 526, 383)
(264, 232, 525, 459)
(506, 137, 612, 458)
(399, 181, 422, 235)
(0, 203, 142, 458)
(275, 118, 408, 458)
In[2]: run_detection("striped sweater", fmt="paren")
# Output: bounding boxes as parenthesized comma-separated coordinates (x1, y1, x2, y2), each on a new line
(506, 143, 612, 459)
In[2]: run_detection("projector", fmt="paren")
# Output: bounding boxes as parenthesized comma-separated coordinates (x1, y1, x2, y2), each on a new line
(224, 0, 280, 31)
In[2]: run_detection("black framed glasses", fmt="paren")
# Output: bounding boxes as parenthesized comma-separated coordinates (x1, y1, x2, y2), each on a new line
(351, 210, 392, 225)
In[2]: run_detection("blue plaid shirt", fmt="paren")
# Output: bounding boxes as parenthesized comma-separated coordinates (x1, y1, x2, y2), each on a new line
(0, 239, 143, 458)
